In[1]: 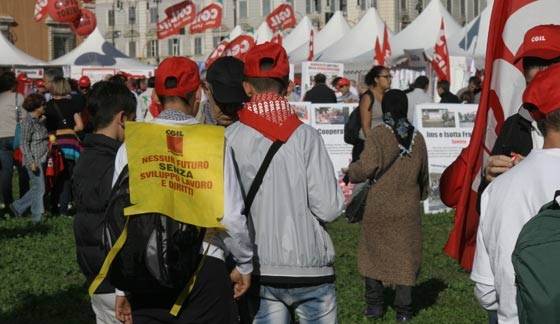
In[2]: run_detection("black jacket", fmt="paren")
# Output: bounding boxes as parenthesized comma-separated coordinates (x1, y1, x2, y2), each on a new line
(73, 133, 122, 294)
(439, 91, 461, 104)
(303, 83, 337, 103)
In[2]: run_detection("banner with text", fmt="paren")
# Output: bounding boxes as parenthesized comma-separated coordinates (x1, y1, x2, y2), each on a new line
(414, 103, 477, 214)
(190, 3, 222, 34)
(301, 62, 344, 99)
(157, 0, 196, 40)
(124, 122, 225, 228)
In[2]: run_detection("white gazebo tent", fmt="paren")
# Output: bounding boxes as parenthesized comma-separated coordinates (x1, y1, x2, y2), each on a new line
(282, 16, 315, 54)
(254, 22, 274, 44)
(48, 27, 154, 80)
(288, 11, 351, 64)
(0, 32, 46, 66)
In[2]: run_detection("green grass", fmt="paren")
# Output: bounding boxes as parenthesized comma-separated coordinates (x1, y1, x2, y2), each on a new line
(0, 211, 486, 323)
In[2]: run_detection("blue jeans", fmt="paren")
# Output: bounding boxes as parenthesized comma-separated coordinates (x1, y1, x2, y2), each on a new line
(0, 137, 14, 206)
(252, 283, 338, 324)
(12, 163, 45, 222)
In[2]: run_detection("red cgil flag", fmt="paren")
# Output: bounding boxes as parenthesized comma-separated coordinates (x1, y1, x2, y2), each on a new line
(157, 0, 196, 40)
(190, 3, 223, 34)
(374, 36, 384, 66)
(382, 23, 391, 62)
(34, 0, 48, 22)
(266, 3, 296, 31)
(307, 29, 314, 61)
(442, 0, 560, 271)
(431, 18, 451, 80)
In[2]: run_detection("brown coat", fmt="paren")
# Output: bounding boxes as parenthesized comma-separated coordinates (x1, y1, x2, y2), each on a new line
(348, 125, 429, 286)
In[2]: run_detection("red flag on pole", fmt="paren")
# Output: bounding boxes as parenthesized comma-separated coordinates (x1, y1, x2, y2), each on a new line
(266, 3, 296, 31)
(431, 18, 450, 80)
(374, 37, 384, 66)
(34, 0, 48, 22)
(190, 3, 223, 34)
(157, 0, 196, 40)
(382, 23, 391, 61)
(442, 0, 555, 271)
(307, 29, 314, 61)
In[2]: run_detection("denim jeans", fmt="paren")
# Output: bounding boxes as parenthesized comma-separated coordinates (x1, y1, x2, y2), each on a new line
(365, 277, 412, 317)
(252, 283, 338, 324)
(12, 163, 45, 222)
(0, 136, 14, 206)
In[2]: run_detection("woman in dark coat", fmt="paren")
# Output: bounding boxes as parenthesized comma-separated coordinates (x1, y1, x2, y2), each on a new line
(348, 89, 429, 323)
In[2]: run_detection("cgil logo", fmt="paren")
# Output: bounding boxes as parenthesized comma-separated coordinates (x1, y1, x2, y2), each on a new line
(166, 130, 184, 156)
(531, 35, 546, 42)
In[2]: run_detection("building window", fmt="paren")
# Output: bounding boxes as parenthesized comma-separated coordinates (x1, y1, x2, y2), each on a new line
(148, 39, 158, 58)
(446, 0, 452, 12)
(239, 0, 248, 19)
(315, 0, 322, 12)
(168, 39, 180, 56)
(52, 32, 75, 60)
(194, 37, 202, 56)
(129, 6, 136, 24)
(360, 0, 376, 10)
(108, 9, 115, 27)
(129, 41, 136, 58)
(262, 0, 272, 15)
(150, 7, 158, 23)
(213, 36, 222, 47)
(401, 0, 407, 10)
(306, 0, 312, 13)
(474, 0, 479, 16)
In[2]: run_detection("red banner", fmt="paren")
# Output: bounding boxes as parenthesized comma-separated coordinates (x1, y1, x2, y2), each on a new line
(34, 0, 48, 22)
(157, 0, 195, 40)
(266, 3, 296, 31)
(442, 0, 559, 271)
(382, 23, 391, 60)
(190, 3, 222, 34)
(307, 29, 314, 61)
(205, 39, 229, 69)
(223, 35, 255, 62)
(374, 37, 384, 66)
(431, 18, 451, 80)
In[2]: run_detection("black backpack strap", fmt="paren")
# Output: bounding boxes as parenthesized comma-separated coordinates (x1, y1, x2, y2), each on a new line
(242, 140, 284, 216)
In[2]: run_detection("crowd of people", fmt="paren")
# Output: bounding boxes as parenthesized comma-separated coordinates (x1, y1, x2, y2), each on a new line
(4, 25, 554, 324)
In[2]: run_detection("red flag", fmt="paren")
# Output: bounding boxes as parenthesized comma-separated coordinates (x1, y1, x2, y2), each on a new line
(307, 29, 314, 61)
(34, 0, 48, 22)
(190, 3, 222, 34)
(442, 0, 553, 271)
(223, 35, 255, 62)
(374, 37, 384, 66)
(266, 3, 296, 31)
(271, 27, 283, 46)
(157, 0, 195, 40)
(382, 23, 391, 61)
(431, 18, 450, 80)
(205, 39, 229, 69)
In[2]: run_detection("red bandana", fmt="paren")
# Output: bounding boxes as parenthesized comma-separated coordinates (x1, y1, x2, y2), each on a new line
(238, 93, 302, 142)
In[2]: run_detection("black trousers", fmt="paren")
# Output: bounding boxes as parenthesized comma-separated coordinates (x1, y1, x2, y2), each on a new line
(365, 277, 412, 316)
(131, 256, 238, 324)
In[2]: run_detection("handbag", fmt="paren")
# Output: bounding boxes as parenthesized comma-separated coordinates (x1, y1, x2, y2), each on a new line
(345, 153, 400, 224)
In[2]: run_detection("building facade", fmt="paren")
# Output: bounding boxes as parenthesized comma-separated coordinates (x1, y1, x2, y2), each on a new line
(0, 0, 488, 64)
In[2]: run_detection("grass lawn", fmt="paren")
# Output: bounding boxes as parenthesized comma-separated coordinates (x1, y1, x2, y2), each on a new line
(0, 211, 486, 323)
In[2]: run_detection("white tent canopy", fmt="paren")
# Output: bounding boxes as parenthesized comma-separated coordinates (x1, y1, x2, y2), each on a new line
(282, 16, 315, 54)
(0, 32, 46, 66)
(48, 27, 154, 78)
(388, 0, 461, 65)
(288, 11, 351, 64)
(448, 3, 492, 70)
(318, 8, 392, 65)
(255, 22, 274, 44)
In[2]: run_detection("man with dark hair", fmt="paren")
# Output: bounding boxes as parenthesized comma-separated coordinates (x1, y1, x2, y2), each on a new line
(437, 79, 460, 103)
(457, 76, 482, 104)
(406, 75, 432, 123)
(227, 42, 344, 322)
(302, 72, 337, 103)
(471, 62, 560, 324)
(72, 81, 137, 324)
(112, 56, 253, 324)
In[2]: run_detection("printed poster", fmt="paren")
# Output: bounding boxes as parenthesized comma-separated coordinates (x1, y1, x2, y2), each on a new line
(414, 103, 477, 214)
(301, 61, 344, 99)
(124, 122, 225, 228)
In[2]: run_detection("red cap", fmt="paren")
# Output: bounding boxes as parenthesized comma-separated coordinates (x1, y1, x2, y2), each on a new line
(244, 42, 289, 80)
(523, 63, 560, 120)
(36, 80, 45, 87)
(155, 57, 201, 97)
(338, 78, 351, 87)
(17, 73, 27, 81)
(78, 76, 91, 88)
(515, 25, 560, 62)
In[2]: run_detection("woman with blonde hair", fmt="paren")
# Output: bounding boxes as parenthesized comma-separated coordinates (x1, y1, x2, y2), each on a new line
(44, 76, 84, 216)
(348, 89, 429, 323)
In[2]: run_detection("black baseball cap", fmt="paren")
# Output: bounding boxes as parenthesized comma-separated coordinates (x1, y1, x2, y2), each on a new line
(206, 56, 250, 104)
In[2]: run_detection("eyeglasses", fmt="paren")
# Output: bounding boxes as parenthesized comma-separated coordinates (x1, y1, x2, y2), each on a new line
(379, 75, 393, 79)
